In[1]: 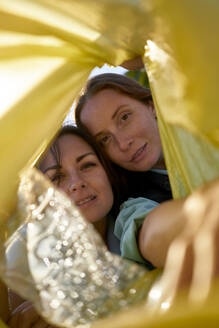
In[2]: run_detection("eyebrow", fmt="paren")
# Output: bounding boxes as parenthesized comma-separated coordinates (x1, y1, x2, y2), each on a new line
(94, 104, 128, 138)
(42, 164, 61, 174)
(112, 104, 128, 120)
(43, 152, 96, 173)
(76, 152, 95, 163)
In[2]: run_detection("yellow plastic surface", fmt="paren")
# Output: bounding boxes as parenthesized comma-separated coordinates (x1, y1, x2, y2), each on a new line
(0, 0, 218, 224)
(0, 0, 219, 326)
(0, 320, 8, 328)
(143, 0, 219, 197)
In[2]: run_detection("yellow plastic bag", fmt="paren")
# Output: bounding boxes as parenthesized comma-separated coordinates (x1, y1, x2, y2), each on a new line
(143, 0, 219, 197)
(0, 0, 218, 225)
(0, 0, 219, 327)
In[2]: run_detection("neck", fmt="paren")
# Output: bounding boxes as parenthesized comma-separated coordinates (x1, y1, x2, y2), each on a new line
(153, 153, 166, 170)
(93, 217, 107, 243)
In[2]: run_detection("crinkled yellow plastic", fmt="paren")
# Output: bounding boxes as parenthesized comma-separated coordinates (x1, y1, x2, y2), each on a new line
(0, 319, 8, 328)
(0, 0, 219, 326)
(0, 0, 151, 230)
(143, 0, 219, 197)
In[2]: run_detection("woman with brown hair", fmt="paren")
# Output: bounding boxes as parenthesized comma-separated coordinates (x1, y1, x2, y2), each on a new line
(75, 73, 172, 205)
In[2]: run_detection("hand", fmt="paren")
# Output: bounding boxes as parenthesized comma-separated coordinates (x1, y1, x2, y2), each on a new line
(147, 178, 219, 309)
(8, 300, 56, 328)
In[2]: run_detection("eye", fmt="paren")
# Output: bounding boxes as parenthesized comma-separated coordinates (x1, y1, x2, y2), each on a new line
(50, 173, 64, 185)
(80, 161, 97, 170)
(99, 135, 111, 146)
(120, 112, 131, 123)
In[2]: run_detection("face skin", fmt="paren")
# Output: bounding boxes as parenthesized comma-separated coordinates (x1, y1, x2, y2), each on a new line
(40, 134, 114, 229)
(80, 89, 165, 172)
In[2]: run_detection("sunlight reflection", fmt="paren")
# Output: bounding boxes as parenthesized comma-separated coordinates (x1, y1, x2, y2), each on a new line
(0, 58, 64, 119)
(145, 40, 168, 65)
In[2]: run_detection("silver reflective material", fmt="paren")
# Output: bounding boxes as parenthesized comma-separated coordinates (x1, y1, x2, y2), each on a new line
(5, 168, 150, 327)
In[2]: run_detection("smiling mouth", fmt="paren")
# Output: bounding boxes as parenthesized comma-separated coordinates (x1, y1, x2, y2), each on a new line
(76, 195, 97, 207)
(131, 143, 147, 162)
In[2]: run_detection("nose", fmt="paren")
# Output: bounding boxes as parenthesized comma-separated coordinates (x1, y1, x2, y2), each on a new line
(117, 134, 133, 151)
(66, 176, 86, 194)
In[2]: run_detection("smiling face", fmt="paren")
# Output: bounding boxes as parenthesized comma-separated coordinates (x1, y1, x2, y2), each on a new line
(40, 134, 114, 224)
(80, 89, 165, 172)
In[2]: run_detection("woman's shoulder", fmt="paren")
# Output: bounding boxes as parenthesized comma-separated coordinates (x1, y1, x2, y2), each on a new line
(120, 197, 158, 210)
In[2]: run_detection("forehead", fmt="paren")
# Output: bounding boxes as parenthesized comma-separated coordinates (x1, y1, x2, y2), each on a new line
(81, 89, 134, 132)
(58, 134, 93, 157)
(83, 89, 130, 114)
(39, 134, 94, 170)
(39, 146, 56, 171)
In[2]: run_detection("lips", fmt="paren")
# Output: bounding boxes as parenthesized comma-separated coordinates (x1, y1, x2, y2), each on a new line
(75, 195, 97, 207)
(131, 143, 147, 162)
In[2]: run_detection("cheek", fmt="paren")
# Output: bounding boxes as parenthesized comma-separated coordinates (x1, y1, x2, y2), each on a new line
(106, 185, 114, 208)
(104, 148, 115, 162)
(58, 184, 69, 196)
(103, 143, 120, 163)
(139, 118, 158, 142)
(100, 175, 114, 205)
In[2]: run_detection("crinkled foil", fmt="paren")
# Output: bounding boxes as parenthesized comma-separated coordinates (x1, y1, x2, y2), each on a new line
(3, 168, 157, 327)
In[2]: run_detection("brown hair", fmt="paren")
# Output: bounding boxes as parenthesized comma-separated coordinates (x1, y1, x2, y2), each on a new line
(75, 73, 152, 131)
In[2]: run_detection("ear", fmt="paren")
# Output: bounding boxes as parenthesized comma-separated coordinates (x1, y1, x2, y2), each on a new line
(148, 100, 157, 119)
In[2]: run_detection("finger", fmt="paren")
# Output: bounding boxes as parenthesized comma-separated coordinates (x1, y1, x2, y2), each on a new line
(188, 204, 218, 302)
(189, 232, 213, 302)
(19, 307, 39, 328)
(8, 312, 19, 328)
(146, 236, 191, 311)
(8, 302, 35, 328)
(214, 228, 219, 275)
(11, 305, 39, 328)
(176, 243, 194, 290)
(32, 319, 50, 328)
(10, 301, 33, 316)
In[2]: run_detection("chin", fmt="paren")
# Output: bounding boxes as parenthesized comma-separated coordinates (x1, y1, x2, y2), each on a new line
(129, 162, 153, 172)
(85, 215, 100, 224)
(87, 217, 98, 224)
